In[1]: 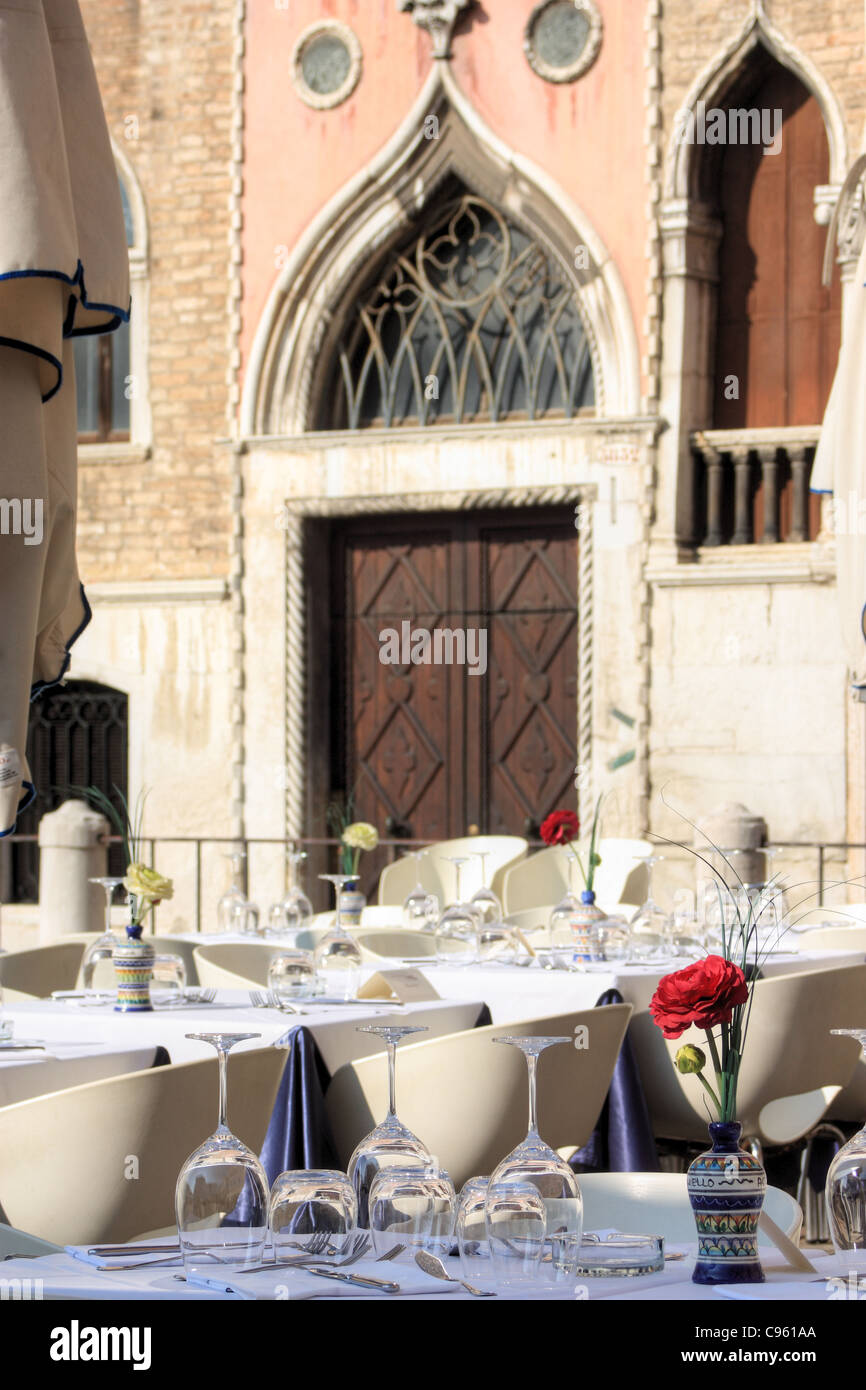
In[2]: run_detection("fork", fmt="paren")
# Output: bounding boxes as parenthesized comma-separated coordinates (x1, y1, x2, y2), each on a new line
(239, 1233, 371, 1274)
(248, 989, 304, 1016)
(183, 988, 216, 1005)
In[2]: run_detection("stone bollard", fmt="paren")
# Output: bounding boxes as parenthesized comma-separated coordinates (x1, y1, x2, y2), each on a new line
(38, 800, 110, 941)
(694, 802, 768, 919)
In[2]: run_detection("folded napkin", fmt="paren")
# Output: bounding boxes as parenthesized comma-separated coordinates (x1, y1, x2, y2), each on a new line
(185, 1254, 462, 1300)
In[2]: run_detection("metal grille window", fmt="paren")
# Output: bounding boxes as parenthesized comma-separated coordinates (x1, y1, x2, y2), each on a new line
(323, 190, 596, 429)
(2, 681, 128, 903)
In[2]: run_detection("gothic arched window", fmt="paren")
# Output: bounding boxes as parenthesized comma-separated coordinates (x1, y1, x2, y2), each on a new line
(321, 188, 596, 429)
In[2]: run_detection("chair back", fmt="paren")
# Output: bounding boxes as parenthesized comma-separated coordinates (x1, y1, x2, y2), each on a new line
(377, 837, 528, 907)
(57, 933, 204, 989)
(0, 1223, 62, 1259)
(794, 926, 866, 954)
(353, 929, 438, 959)
(193, 941, 287, 989)
(577, 1172, 802, 1245)
(324, 1005, 631, 1188)
(0, 942, 85, 996)
(502, 839, 651, 914)
(0, 1047, 285, 1244)
(631, 963, 866, 1145)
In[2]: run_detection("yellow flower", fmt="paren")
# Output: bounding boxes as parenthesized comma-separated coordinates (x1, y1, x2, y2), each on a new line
(342, 821, 379, 852)
(124, 862, 174, 905)
(675, 1043, 707, 1075)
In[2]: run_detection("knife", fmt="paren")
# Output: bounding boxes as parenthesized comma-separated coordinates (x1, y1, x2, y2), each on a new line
(295, 1265, 400, 1293)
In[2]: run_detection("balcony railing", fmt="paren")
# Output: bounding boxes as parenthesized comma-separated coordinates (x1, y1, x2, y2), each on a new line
(690, 427, 822, 547)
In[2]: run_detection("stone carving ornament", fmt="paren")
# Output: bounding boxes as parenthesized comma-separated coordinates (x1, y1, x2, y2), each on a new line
(397, 0, 473, 59)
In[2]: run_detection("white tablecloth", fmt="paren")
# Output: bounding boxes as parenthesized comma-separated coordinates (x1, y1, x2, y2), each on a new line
(1, 993, 485, 1075)
(0, 1043, 160, 1107)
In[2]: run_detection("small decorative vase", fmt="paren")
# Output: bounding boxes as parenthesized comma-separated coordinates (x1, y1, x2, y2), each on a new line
(569, 889, 607, 962)
(687, 1121, 766, 1284)
(113, 923, 155, 1013)
(338, 880, 366, 928)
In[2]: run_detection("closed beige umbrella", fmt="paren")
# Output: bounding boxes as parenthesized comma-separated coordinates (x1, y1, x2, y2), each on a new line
(812, 235, 866, 689)
(0, 0, 129, 835)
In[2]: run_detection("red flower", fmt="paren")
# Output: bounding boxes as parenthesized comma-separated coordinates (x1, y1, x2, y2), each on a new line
(649, 955, 749, 1040)
(540, 810, 580, 847)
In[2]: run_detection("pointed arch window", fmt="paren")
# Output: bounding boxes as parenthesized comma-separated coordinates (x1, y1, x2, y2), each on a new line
(321, 187, 595, 429)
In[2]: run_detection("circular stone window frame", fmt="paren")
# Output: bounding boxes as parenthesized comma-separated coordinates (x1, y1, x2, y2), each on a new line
(290, 19, 363, 111)
(523, 0, 603, 85)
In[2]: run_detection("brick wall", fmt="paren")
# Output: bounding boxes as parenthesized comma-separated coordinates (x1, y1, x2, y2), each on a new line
(76, 0, 236, 582)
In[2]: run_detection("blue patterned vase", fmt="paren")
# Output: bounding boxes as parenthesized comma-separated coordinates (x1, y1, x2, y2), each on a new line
(569, 890, 606, 962)
(113, 923, 155, 1013)
(687, 1121, 766, 1284)
(338, 881, 366, 928)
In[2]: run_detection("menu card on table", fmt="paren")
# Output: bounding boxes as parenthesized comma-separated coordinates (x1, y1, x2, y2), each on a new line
(358, 968, 441, 1003)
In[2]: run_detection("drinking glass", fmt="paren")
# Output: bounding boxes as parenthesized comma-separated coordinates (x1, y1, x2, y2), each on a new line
(217, 851, 247, 933)
(470, 852, 503, 926)
(347, 1023, 432, 1225)
(270, 1169, 356, 1260)
(281, 849, 314, 933)
(151, 953, 187, 1002)
(434, 857, 479, 964)
(457, 1176, 493, 1285)
(229, 896, 261, 937)
(548, 852, 581, 949)
(826, 1030, 866, 1259)
(487, 1036, 583, 1288)
(267, 948, 317, 1000)
(402, 851, 439, 929)
(477, 924, 519, 964)
(485, 1181, 547, 1288)
(629, 855, 669, 959)
(314, 874, 363, 999)
(266, 903, 290, 937)
(597, 916, 630, 962)
(175, 1032, 270, 1274)
(82, 876, 125, 988)
(369, 1165, 455, 1258)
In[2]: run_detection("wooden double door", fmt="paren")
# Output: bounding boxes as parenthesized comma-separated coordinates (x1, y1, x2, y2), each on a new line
(315, 508, 578, 881)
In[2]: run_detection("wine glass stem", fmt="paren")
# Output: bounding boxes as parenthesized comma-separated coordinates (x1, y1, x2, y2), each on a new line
(217, 1046, 229, 1132)
(103, 886, 113, 936)
(566, 853, 576, 897)
(387, 1041, 397, 1118)
(454, 863, 463, 902)
(526, 1053, 539, 1137)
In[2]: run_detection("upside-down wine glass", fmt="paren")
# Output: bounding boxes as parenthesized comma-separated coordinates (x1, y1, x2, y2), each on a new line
(281, 848, 314, 933)
(548, 851, 582, 950)
(629, 854, 669, 960)
(347, 1023, 431, 1226)
(470, 852, 503, 926)
(826, 1030, 866, 1260)
(217, 851, 247, 933)
(434, 857, 480, 964)
(175, 1032, 270, 1274)
(402, 850, 440, 930)
(487, 1036, 583, 1286)
(313, 874, 363, 999)
(82, 876, 126, 989)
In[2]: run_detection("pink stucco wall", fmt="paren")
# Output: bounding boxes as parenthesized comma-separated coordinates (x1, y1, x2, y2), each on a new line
(241, 0, 647, 408)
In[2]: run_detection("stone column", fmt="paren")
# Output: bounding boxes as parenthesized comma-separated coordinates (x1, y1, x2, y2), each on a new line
(694, 802, 768, 917)
(38, 801, 110, 942)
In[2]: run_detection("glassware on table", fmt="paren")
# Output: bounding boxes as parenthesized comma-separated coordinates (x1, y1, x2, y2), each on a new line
(457, 1176, 493, 1285)
(266, 902, 289, 937)
(486, 1035, 583, 1289)
(596, 916, 630, 962)
(347, 1023, 432, 1226)
(402, 851, 440, 930)
(477, 924, 519, 964)
(269, 1169, 357, 1260)
(151, 953, 187, 1001)
(313, 874, 363, 1000)
(826, 1030, 866, 1258)
(83, 876, 126, 989)
(216, 851, 247, 933)
(434, 857, 480, 964)
(267, 948, 317, 1001)
(175, 1032, 270, 1275)
(485, 1181, 547, 1288)
(574, 1232, 665, 1277)
(629, 855, 670, 960)
(229, 896, 261, 937)
(0, 983, 10, 1041)
(280, 849, 314, 933)
(369, 1164, 455, 1258)
(548, 851, 582, 950)
(470, 852, 503, 926)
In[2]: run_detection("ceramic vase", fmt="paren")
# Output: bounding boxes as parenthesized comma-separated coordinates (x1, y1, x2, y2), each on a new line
(687, 1121, 766, 1284)
(113, 923, 155, 1013)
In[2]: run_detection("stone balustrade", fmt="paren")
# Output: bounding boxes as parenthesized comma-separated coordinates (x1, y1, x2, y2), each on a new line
(690, 427, 822, 547)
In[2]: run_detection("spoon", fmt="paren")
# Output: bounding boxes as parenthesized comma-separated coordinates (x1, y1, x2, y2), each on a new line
(414, 1249, 495, 1296)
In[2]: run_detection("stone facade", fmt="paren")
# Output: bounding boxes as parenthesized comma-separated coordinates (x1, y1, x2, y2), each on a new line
(29, 0, 866, 926)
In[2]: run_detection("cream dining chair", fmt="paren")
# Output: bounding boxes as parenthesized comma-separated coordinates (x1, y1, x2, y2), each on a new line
(630, 963, 866, 1149)
(0, 1223, 61, 1259)
(324, 1005, 631, 1188)
(377, 836, 528, 907)
(0, 1046, 286, 1245)
(353, 928, 438, 960)
(192, 941, 287, 989)
(501, 839, 652, 915)
(577, 1172, 802, 1245)
(0, 941, 85, 996)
